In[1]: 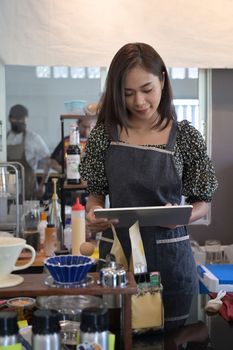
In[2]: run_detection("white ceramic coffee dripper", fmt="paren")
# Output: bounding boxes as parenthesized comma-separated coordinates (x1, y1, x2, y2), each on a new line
(0, 236, 36, 288)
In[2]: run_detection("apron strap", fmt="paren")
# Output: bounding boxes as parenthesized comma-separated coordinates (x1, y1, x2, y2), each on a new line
(165, 120, 178, 152)
(99, 236, 114, 243)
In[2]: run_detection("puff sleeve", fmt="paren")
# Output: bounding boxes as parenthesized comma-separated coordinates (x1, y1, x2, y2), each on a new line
(177, 121, 218, 203)
(80, 124, 110, 195)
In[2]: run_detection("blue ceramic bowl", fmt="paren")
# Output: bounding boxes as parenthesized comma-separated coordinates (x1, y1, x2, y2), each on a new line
(44, 255, 94, 284)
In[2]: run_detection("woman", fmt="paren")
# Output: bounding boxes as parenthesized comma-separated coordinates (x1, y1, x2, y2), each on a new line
(80, 42, 218, 330)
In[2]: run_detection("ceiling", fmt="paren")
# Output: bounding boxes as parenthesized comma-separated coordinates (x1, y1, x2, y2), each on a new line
(1, 0, 233, 68)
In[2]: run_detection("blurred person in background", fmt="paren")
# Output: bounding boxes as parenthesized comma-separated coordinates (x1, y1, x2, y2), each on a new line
(7, 104, 50, 200)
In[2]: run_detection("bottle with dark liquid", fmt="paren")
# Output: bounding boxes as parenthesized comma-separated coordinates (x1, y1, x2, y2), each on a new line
(66, 123, 81, 184)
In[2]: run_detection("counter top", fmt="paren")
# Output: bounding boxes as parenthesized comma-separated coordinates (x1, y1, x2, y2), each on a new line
(0, 272, 136, 350)
(1, 272, 233, 349)
(0, 272, 137, 297)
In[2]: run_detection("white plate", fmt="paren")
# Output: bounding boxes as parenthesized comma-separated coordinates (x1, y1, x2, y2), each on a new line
(0, 274, 24, 288)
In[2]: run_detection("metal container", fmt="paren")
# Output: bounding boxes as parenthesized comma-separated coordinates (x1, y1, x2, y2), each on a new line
(80, 307, 109, 350)
(99, 256, 126, 309)
(0, 311, 19, 346)
(32, 309, 61, 350)
(100, 267, 127, 288)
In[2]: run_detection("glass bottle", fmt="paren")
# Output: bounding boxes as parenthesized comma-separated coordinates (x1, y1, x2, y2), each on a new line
(64, 217, 72, 253)
(66, 123, 81, 184)
(44, 224, 58, 257)
(48, 178, 64, 251)
(37, 211, 47, 250)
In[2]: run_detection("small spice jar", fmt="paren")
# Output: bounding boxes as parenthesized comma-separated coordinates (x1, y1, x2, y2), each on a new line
(7, 297, 36, 324)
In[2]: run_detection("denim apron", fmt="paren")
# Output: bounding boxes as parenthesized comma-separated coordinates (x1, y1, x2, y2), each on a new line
(99, 121, 198, 330)
(7, 132, 36, 200)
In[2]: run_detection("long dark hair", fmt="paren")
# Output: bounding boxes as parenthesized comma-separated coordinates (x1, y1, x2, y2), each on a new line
(97, 42, 176, 140)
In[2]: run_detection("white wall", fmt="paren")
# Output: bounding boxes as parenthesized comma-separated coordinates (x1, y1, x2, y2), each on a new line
(0, 62, 6, 161)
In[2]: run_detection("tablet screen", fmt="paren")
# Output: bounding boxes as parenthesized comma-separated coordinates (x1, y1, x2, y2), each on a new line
(94, 205, 193, 228)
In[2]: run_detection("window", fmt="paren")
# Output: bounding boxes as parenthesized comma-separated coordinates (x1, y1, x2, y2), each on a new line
(35, 66, 101, 80)
(36, 66, 51, 78)
(53, 66, 69, 79)
(70, 67, 86, 79)
(169, 68, 211, 144)
(87, 67, 101, 79)
(170, 68, 212, 225)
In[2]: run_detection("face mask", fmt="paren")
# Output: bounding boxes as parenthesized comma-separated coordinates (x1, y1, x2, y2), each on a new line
(11, 122, 26, 133)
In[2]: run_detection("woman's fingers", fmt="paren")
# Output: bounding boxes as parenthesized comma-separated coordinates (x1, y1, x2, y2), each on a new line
(86, 209, 119, 233)
(87, 217, 118, 233)
(86, 219, 115, 233)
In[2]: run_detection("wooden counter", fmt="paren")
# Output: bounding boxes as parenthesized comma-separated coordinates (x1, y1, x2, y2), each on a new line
(0, 272, 137, 350)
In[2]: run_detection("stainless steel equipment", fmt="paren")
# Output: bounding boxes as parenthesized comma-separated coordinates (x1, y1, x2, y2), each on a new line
(100, 266, 127, 288)
(100, 258, 126, 309)
(0, 162, 25, 236)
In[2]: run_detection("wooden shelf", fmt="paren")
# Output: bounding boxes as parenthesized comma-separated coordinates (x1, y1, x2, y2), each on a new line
(63, 182, 87, 190)
(0, 272, 137, 350)
(60, 114, 84, 120)
(0, 272, 136, 297)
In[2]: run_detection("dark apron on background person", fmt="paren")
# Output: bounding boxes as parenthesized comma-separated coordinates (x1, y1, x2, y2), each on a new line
(100, 121, 198, 330)
(7, 132, 36, 200)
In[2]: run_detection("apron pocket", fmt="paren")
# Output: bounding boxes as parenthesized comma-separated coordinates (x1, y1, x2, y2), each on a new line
(156, 236, 197, 293)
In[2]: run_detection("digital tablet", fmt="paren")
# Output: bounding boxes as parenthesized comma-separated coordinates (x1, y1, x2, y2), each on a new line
(94, 205, 193, 228)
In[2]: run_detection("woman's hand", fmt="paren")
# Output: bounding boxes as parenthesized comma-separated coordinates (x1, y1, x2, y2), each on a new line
(163, 202, 179, 229)
(162, 201, 209, 229)
(86, 206, 119, 234)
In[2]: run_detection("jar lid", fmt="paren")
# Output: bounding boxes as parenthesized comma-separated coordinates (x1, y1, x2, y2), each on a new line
(80, 307, 108, 333)
(32, 309, 61, 334)
(0, 311, 18, 336)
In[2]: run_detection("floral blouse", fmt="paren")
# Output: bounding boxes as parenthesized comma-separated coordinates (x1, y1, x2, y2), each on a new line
(80, 120, 218, 204)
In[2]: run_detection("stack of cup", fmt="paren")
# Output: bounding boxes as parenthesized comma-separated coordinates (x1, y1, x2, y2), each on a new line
(205, 240, 222, 264)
